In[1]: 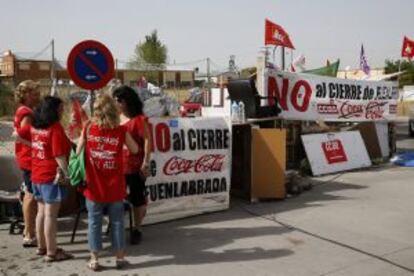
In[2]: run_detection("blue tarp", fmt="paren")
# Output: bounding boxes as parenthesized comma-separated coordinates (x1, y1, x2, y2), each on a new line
(392, 152, 414, 167)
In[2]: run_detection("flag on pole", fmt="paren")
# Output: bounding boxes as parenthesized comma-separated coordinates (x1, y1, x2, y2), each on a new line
(266, 61, 280, 70)
(69, 99, 89, 140)
(289, 54, 306, 72)
(303, 59, 340, 77)
(82, 93, 92, 118)
(401, 36, 414, 59)
(265, 19, 295, 49)
(360, 44, 371, 75)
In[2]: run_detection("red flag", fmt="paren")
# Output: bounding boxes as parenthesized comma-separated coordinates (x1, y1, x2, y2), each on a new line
(265, 19, 295, 49)
(401, 36, 414, 59)
(69, 99, 88, 140)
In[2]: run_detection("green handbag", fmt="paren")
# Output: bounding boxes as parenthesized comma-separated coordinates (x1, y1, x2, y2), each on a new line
(68, 148, 85, 187)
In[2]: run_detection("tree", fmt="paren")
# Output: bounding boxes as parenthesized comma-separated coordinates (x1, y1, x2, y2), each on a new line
(384, 59, 414, 88)
(129, 30, 168, 71)
(0, 82, 15, 117)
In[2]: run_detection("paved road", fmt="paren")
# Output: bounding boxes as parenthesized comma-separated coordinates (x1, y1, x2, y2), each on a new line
(0, 120, 413, 276)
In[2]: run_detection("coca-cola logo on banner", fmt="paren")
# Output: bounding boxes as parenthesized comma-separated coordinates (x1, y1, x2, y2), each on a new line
(163, 154, 225, 176)
(337, 101, 387, 120)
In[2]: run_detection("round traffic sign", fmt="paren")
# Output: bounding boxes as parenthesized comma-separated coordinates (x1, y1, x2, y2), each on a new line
(67, 40, 115, 90)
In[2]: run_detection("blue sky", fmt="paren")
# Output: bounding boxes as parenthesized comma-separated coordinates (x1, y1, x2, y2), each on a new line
(1, 0, 413, 71)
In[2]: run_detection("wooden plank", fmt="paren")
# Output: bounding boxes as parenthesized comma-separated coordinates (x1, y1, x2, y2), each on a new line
(251, 129, 286, 199)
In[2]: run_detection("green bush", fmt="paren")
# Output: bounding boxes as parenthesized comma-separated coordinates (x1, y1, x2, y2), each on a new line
(0, 83, 16, 117)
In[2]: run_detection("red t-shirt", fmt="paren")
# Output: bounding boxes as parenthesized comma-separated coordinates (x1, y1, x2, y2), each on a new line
(14, 106, 33, 170)
(31, 123, 71, 184)
(122, 115, 147, 174)
(83, 124, 126, 203)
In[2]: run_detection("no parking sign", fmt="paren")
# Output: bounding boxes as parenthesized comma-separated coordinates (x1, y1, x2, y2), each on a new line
(67, 40, 114, 90)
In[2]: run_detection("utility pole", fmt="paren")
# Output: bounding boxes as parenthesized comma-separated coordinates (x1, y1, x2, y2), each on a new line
(51, 39, 55, 81)
(115, 58, 118, 80)
(206, 57, 211, 106)
(50, 39, 56, 95)
(207, 57, 211, 87)
(281, 47, 285, 71)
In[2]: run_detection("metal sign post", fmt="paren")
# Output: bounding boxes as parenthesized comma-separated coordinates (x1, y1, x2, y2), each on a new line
(67, 40, 115, 117)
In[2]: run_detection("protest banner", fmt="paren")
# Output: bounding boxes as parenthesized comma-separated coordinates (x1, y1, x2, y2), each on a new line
(263, 69, 398, 121)
(145, 117, 232, 224)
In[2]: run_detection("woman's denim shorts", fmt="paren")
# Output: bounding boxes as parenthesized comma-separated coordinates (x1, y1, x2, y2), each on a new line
(32, 183, 67, 204)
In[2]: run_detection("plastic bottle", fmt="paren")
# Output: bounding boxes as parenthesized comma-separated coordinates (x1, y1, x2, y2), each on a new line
(238, 101, 246, 123)
(231, 101, 239, 123)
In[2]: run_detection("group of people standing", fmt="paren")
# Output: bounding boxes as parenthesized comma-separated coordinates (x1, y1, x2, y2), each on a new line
(13, 80, 151, 271)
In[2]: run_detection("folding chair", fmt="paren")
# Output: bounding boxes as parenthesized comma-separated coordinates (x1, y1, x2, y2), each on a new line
(70, 193, 134, 244)
(0, 189, 24, 235)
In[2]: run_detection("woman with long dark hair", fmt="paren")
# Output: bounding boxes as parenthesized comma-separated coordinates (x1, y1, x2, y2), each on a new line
(31, 96, 72, 262)
(13, 80, 40, 247)
(113, 85, 152, 244)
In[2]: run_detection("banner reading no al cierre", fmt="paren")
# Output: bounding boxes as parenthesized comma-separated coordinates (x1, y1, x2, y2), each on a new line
(263, 69, 399, 121)
(144, 117, 232, 224)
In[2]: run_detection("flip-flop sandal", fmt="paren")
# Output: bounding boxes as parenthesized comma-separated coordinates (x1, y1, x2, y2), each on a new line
(116, 258, 129, 269)
(36, 248, 47, 256)
(44, 248, 73, 262)
(87, 259, 100, 272)
(22, 238, 37, 248)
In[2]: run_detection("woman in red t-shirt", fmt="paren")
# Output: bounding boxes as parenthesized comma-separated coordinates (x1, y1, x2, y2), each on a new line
(76, 94, 138, 271)
(13, 80, 40, 247)
(31, 96, 72, 262)
(113, 85, 152, 245)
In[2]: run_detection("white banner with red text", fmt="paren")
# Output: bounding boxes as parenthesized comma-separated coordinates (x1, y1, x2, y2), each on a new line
(263, 69, 398, 121)
(301, 131, 371, 176)
(144, 117, 232, 224)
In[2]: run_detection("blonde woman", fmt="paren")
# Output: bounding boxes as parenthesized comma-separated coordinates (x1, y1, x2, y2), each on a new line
(13, 80, 40, 247)
(77, 94, 138, 271)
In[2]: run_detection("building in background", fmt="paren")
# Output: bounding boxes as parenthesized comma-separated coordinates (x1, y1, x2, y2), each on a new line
(0, 50, 57, 88)
(122, 65, 194, 88)
(0, 50, 195, 91)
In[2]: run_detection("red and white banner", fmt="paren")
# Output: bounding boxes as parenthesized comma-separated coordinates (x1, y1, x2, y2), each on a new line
(301, 131, 371, 176)
(145, 117, 232, 224)
(263, 69, 398, 121)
